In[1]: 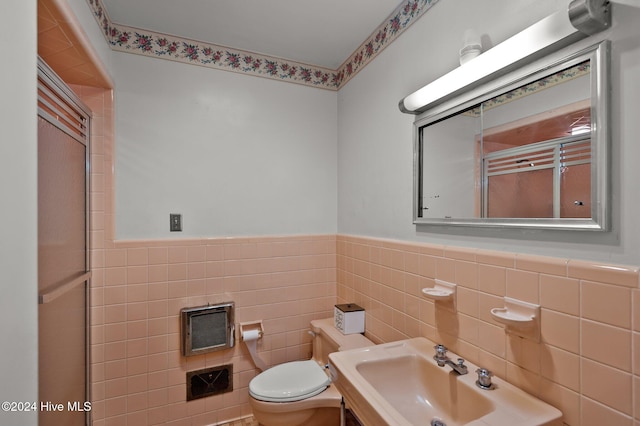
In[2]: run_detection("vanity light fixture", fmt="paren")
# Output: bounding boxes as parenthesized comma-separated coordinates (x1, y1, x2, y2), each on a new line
(399, 0, 610, 114)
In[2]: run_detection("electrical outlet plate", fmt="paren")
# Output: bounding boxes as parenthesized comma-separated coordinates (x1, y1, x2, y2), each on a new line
(170, 213, 182, 232)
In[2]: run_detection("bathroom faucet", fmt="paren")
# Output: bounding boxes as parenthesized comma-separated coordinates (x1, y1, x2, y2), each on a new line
(433, 344, 468, 375)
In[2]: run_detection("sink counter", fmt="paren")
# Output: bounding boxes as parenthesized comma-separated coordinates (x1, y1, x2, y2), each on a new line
(328, 337, 562, 426)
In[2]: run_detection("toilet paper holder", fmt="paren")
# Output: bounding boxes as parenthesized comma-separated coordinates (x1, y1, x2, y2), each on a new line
(240, 321, 264, 341)
(240, 320, 268, 371)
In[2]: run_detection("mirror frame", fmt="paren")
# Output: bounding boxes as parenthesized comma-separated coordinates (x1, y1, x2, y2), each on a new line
(413, 40, 610, 231)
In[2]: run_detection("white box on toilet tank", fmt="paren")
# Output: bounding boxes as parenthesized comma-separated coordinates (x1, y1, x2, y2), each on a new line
(334, 304, 365, 334)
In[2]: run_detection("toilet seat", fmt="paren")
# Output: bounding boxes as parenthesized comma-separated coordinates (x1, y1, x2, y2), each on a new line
(249, 360, 331, 403)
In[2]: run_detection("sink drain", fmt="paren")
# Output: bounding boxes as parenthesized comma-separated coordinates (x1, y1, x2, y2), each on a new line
(431, 418, 446, 426)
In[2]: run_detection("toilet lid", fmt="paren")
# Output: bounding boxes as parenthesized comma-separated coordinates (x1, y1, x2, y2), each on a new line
(249, 360, 331, 402)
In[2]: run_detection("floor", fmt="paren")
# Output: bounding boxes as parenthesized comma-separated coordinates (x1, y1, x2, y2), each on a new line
(216, 409, 362, 426)
(217, 417, 259, 426)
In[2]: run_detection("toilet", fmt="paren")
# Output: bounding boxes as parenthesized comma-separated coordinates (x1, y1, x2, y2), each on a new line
(248, 317, 373, 426)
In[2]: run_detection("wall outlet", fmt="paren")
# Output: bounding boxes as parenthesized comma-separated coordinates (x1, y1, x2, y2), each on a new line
(170, 213, 182, 232)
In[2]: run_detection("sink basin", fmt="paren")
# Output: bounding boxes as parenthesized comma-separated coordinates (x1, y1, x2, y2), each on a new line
(356, 354, 494, 425)
(328, 338, 562, 426)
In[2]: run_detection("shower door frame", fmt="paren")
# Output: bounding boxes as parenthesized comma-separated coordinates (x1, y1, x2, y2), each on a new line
(37, 57, 92, 426)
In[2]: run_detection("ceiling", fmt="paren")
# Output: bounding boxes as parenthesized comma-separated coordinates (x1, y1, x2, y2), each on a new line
(100, 0, 404, 69)
(38, 0, 112, 87)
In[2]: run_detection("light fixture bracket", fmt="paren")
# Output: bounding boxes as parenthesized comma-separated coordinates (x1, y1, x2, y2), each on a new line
(569, 0, 611, 35)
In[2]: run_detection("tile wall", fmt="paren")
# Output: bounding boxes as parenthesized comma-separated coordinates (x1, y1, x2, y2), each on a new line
(91, 233, 336, 426)
(73, 84, 337, 426)
(336, 235, 640, 426)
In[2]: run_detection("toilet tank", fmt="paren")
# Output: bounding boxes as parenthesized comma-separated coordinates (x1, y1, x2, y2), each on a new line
(310, 318, 374, 366)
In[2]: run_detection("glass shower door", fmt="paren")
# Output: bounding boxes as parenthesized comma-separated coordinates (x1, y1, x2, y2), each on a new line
(37, 59, 91, 426)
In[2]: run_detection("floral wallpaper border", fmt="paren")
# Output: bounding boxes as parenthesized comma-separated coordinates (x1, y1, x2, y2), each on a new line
(85, 0, 439, 90)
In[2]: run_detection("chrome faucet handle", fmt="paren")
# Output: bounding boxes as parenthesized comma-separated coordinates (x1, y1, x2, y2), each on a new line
(433, 344, 449, 367)
(433, 344, 448, 361)
(475, 368, 494, 389)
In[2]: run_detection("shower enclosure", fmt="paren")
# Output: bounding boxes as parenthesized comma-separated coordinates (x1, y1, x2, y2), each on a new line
(37, 58, 91, 426)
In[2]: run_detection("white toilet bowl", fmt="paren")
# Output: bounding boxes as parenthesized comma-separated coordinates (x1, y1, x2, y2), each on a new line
(248, 318, 373, 426)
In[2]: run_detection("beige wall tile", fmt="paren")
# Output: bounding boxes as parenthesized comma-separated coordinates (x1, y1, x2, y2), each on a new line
(436, 257, 456, 282)
(634, 376, 640, 424)
(476, 249, 516, 268)
(568, 260, 639, 288)
(506, 362, 541, 398)
(540, 345, 580, 391)
(541, 309, 580, 354)
(444, 246, 477, 261)
(104, 267, 126, 286)
(581, 358, 632, 415)
(477, 264, 506, 296)
(633, 290, 640, 332)
(580, 396, 633, 426)
(104, 286, 126, 305)
(419, 244, 445, 257)
(540, 274, 580, 315)
(457, 287, 479, 317)
(539, 378, 579, 426)
(455, 260, 478, 289)
(506, 268, 539, 304)
(419, 254, 437, 278)
(127, 265, 148, 284)
(127, 248, 148, 266)
(148, 247, 168, 264)
(506, 336, 540, 374)
(478, 292, 504, 324)
(477, 349, 506, 380)
(581, 319, 632, 372)
(404, 252, 421, 274)
(105, 249, 127, 268)
(457, 314, 480, 346)
(516, 253, 568, 276)
(148, 264, 168, 283)
(477, 322, 506, 358)
(582, 280, 631, 328)
(168, 246, 187, 264)
(126, 284, 147, 303)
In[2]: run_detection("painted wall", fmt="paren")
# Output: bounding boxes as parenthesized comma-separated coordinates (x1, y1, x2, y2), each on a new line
(112, 53, 338, 239)
(64, 0, 337, 241)
(0, 1, 39, 425)
(337, 0, 640, 266)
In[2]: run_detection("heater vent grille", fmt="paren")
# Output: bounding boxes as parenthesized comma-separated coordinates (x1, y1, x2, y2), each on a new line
(181, 302, 235, 356)
(186, 364, 233, 401)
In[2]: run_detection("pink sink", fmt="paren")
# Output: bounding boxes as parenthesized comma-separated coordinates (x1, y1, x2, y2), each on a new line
(329, 337, 562, 426)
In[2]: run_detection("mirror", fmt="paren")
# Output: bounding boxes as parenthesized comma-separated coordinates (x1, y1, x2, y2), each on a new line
(413, 41, 609, 230)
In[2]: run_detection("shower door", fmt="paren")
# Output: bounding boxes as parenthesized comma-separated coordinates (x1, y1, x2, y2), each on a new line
(37, 58, 91, 426)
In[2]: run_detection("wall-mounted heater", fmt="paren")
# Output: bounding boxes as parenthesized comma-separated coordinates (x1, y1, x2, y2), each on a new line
(398, 0, 610, 114)
(181, 302, 235, 356)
